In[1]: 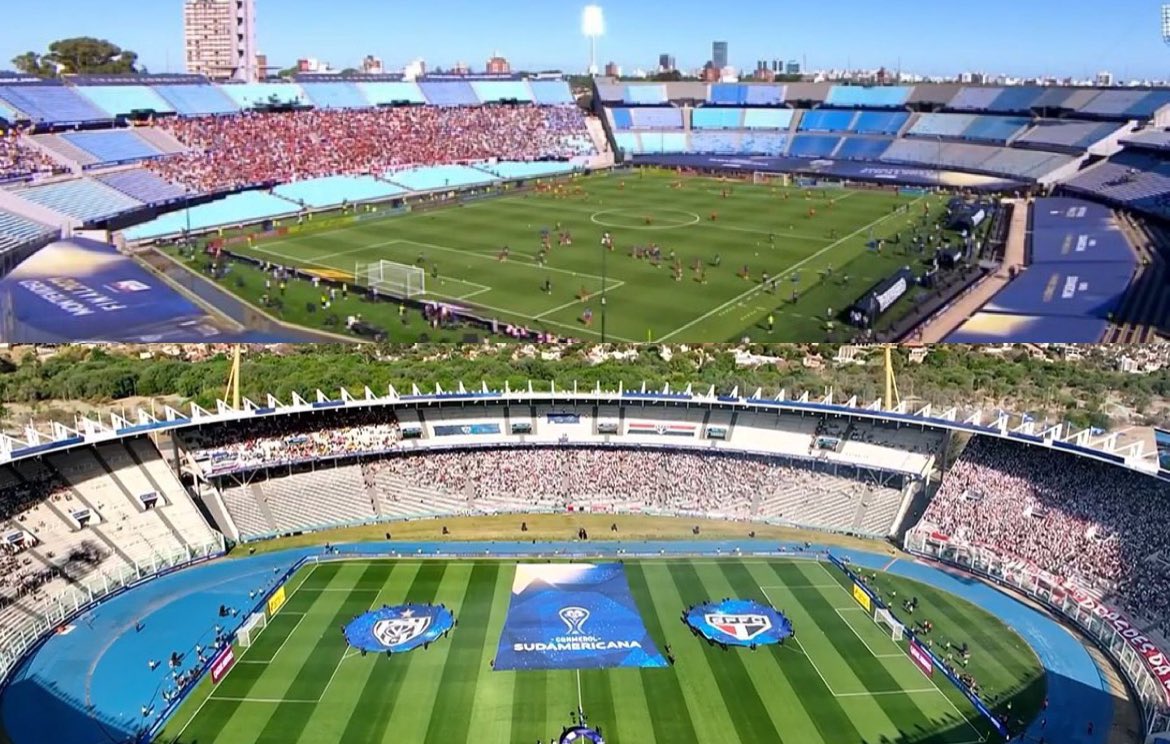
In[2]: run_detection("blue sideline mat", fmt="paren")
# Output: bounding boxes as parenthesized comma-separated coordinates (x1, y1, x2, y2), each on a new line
(493, 563, 668, 671)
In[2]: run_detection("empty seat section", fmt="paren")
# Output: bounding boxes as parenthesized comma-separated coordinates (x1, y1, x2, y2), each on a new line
(122, 191, 299, 240)
(636, 132, 688, 153)
(76, 85, 174, 117)
(1018, 120, 1124, 150)
(908, 113, 977, 138)
(961, 116, 1032, 143)
(358, 82, 426, 105)
(825, 85, 911, 107)
(219, 83, 306, 109)
(851, 111, 908, 134)
(738, 132, 787, 155)
(529, 80, 574, 105)
(0, 209, 54, 253)
(0, 85, 109, 124)
(0, 99, 19, 122)
(988, 86, 1045, 112)
(948, 87, 1004, 111)
(385, 164, 497, 191)
(1127, 91, 1170, 117)
(470, 81, 533, 102)
(836, 137, 892, 160)
(609, 108, 634, 129)
(96, 169, 187, 204)
(614, 131, 641, 153)
(690, 131, 740, 153)
(61, 130, 163, 165)
(745, 85, 785, 105)
(273, 175, 405, 209)
(692, 108, 742, 129)
(419, 81, 479, 106)
(788, 135, 840, 157)
(742, 108, 793, 129)
(625, 85, 667, 104)
(299, 82, 371, 109)
(798, 110, 854, 132)
(628, 108, 683, 129)
(14, 179, 143, 221)
(151, 84, 239, 115)
(708, 84, 748, 105)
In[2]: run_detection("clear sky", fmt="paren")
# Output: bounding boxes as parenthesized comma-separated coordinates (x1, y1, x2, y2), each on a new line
(4, 0, 1167, 81)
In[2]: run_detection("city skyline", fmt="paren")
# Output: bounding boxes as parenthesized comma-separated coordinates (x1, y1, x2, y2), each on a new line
(4, 0, 1170, 81)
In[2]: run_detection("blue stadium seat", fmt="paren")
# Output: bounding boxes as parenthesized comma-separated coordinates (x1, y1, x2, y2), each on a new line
(0, 85, 109, 125)
(851, 111, 909, 135)
(708, 84, 748, 105)
(0, 208, 55, 255)
(61, 130, 164, 165)
(835, 136, 893, 160)
(96, 169, 187, 204)
(624, 85, 667, 104)
(691, 108, 743, 129)
(627, 108, 683, 129)
(1017, 120, 1124, 151)
(76, 86, 175, 117)
(418, 81, 480, 106)
(636, 132, 688, 153)
(123, 191, 300, 240)
(613, 131, 641, 153)
(358, 82, 426, 105)
(299, 82, 371, 110)
(273, 175, 406, 208)
(219, 83, 306, 109)
(13, 179, 143, 222)
(689, 131, 741, 154)
(961, 116, 1032, 144)
(529, 81, 575, 105)
(825, 86, 911, 108)
(385, 164, 498, 190)
(744, 85, 785, 105)
(470, 81, 534, 103)
(948, 88, 1004, 111)
(742, 109, 793, 129)
(610, 108, 634, 129)
(987, 87, 1045, 113)
(151, 84, 240, 116)
(788, 135, 841, 158)
(908, 113, 977, 138)
(738, 132, 787, 155)
(798, 110, 855, 132)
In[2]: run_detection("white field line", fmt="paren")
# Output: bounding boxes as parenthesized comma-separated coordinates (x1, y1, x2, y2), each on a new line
(834, 607, 905, 658)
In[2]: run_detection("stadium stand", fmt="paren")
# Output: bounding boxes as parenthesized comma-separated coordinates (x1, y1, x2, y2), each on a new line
(706, 83, 787, 105)
(635, 132, 689, 154)
(987, 86, 1046, 113)
(470, 80, 534, 103)
(418, 80, 479, 106)
(10, 179, 143, 222)
(961, 116, 1032, 144)
(0, 208, 55, 255)
(74, 85, 175, 117)
(1079, 89, 1170, 118)
(624, 84, 668, 104)
(850, 111, 909, 135)
(272, 174, 405, 209)
(621, 108, 684, 129)
(0, 133, 64, 182)
(921, 435, 1170, 636)
(948, 87, 1005, 111)
(59, 130, 164, 165)
(218, 82, 306, 109)
(836, 136, 893, 160)
(528, 80, 575, 105)
(824, 85, 912, 108)
(908, 113, 979, 138)
(798, 109, 856, 133)
(0, 84, 110, 125)
(357, 81, 427, 105)
(1121, 129, 1170, 151)
(1062, 150, 1170, 215)
(1016, 120, 1127, 152)
(122, 191, 299, 240)
(149, 83, 240, 116)
(478, 161, 578, 180)
(384, 163, 499, 190)
(690, 131, 741, 154)
(297, 81, 371, 110)
(0, 99, 20, 123)
(742, 108, 794, 129)
(691, 108, 743, 129)
(95, 168, 187, 204)
(788, 134, 841, 158)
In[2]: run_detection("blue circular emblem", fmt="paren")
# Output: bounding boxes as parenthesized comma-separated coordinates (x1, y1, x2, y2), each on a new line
(344, 603, 455, 653)
(684, 599, 793, 647)
(560, 725, 605, 744)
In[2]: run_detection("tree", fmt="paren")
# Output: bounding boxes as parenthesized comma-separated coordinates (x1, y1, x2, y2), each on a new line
(339, 68, 361, 77)
(16, 37, 139, 77)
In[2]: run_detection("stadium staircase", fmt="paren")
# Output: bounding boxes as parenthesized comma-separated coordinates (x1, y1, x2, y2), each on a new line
(583, 117, 615, 168)
(132, 127, 188, 156)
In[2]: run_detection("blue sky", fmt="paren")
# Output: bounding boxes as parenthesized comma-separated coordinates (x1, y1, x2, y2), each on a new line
(4, 0, 1167, 80)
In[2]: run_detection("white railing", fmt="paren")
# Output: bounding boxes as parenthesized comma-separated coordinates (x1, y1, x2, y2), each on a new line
(0, 535, 224, 686)
(904, 526, 1170, 735)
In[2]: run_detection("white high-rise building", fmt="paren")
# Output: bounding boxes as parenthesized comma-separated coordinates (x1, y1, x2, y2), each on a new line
(184, 0, 259, 81)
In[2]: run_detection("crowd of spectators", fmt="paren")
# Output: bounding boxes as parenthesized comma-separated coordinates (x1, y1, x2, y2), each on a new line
(182, 408, 401, 473)
(921, 436, 1170, 636)
(146, 105, 594, 192)
(0, 130, 64, 182)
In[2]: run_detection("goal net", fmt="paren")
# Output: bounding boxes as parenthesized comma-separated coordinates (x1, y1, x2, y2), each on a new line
(752, 171, 789, 186)
(361, 260, 426, 299)
(237, 612, 267, 647)
(874, 607, 905, 642)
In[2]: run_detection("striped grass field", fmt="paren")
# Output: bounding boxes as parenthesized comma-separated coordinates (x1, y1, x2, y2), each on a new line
(159, 558, 1043, 744)
(198, 170, 960, 342)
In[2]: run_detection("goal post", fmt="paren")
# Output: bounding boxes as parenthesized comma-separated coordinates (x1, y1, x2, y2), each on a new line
(237, 612, 267, 648)
(360, 260, 426, 299)
(752, 171, 789, 186)
(874, 607, 905, 642)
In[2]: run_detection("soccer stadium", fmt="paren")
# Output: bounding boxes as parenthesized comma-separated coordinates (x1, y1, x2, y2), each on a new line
(0, 352, 1169, 744)
(1, 60, 1169, 342)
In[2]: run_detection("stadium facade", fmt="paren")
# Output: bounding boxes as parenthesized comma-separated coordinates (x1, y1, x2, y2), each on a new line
(0, 384, 1169, 740)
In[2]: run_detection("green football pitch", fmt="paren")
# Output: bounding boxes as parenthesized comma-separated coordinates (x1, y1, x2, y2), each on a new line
(221, 170, 959, 342)
(159, 557, 1043, 744)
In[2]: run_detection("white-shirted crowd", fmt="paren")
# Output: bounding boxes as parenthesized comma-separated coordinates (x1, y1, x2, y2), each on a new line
(922, 436, 1170, 636)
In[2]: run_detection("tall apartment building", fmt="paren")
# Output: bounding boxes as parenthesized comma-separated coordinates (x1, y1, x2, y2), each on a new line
(183, 0, 259, 81)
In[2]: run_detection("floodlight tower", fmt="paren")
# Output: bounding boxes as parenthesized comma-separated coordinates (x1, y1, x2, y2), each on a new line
(582, 5, 605, 75)
(1163, 4, 1170, 46)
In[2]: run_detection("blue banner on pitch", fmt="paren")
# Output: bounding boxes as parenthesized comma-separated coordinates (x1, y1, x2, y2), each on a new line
(344, 603, 455, 653)
(685, 599, 793, 647)
(493, 563, 668, 670)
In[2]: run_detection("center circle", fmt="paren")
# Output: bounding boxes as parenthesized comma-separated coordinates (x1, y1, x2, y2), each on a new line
(589, 209, 701, 230)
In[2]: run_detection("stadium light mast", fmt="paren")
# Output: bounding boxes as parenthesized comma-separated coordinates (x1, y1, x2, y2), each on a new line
(582, 5, 605, 75)
(1163, 5, 1170, 47)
